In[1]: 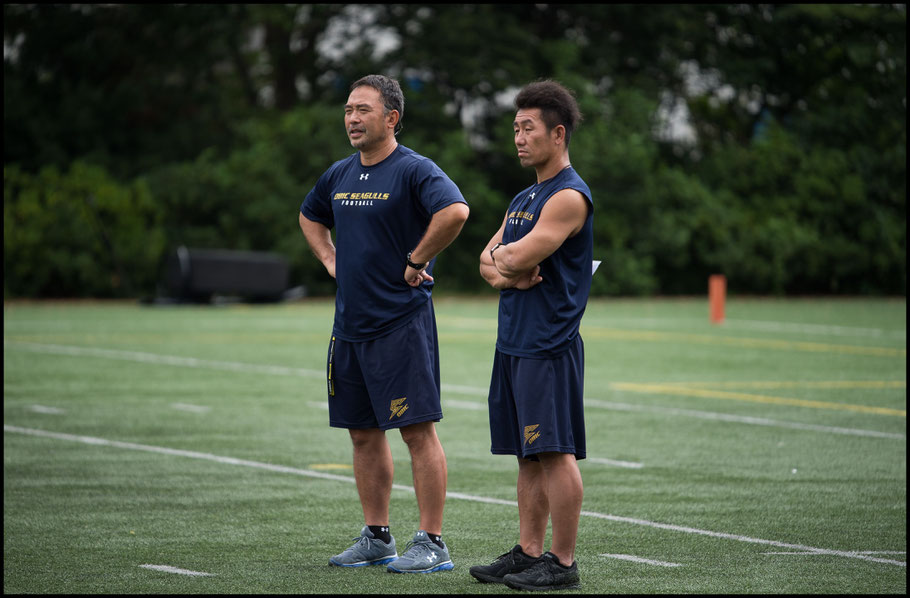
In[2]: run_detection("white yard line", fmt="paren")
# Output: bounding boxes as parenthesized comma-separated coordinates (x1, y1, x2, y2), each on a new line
(581, 509, 906, 567)
(584, 399, 905, 440)
(600, 553, 682, 567)
(579, 317, 906, 340)
(5, 341, 902, 440)
(763, 550, 905, 556)
(139, 564, 215, 577)
(29, 405, 65, 415)
(5, 424, 905, 569)
(586, 457, 644, 469)
(171, 403, 212, 414)
(442, 399, 488, 411)
(724, 318, 906, 340)
(4, 341, 324, 377)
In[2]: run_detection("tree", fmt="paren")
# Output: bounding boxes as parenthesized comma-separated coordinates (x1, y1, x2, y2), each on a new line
(4, 4, 905, 297)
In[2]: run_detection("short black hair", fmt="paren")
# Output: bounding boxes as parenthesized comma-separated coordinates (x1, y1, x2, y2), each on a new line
(515, 80, 583, 146)
(351, 75, 404, 135)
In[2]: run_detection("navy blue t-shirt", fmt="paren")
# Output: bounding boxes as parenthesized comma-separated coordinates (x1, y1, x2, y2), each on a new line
(301, 145, 467, 341)
(497, 166, 594, 358)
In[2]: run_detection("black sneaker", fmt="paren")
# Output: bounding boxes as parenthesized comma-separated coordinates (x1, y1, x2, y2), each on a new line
(469, 545, 540, 584)
(502, 551, 580, 591)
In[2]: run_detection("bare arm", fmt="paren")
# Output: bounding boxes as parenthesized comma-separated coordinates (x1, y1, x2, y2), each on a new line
(405, 201, 470, 287)
(491, 189, 588, 278)
(298, 211, 336, 278)
(479, 214, 543, 291)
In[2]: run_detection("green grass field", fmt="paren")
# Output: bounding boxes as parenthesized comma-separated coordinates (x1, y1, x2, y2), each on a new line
(3, 295, 906, 594)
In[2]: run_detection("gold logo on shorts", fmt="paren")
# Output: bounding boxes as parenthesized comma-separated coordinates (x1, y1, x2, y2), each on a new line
(524, 424, 540, 445)
(389, 397, 409, 420)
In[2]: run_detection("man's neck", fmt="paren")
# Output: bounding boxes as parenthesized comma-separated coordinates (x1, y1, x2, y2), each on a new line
(534, 154, 571, 183)
(359, 138, 399, 166)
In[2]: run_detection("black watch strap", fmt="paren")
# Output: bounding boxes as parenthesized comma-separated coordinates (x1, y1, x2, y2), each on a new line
(406, 251, 426, 270)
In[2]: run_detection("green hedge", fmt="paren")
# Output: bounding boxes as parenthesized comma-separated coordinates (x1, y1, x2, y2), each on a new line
(4, 102, 905, 299)
(4, 162, 165, 298)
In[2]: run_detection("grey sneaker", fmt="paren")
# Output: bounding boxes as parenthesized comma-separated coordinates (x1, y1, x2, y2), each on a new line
(503, 551, 580, 591)
(386, 530, 454, 573)
(329, 526, 398, 567)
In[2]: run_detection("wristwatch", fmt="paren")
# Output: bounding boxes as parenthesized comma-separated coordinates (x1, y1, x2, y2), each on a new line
(490, 242, 503, 261)
(406, 251, 426, 270)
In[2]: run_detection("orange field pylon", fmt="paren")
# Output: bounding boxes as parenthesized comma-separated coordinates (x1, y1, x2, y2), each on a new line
(709, 274, 726, 324)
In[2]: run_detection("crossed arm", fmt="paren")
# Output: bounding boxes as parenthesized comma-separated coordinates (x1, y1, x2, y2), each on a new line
(479, 189, 588, 290)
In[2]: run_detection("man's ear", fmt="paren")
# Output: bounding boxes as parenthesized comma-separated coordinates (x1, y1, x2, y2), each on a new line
(552, 124, 567, 146)
(388, 110, 400, 131)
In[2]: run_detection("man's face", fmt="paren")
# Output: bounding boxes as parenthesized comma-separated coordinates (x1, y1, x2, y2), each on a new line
(513, 108, 557, 168)
(344, 86, 393, 151)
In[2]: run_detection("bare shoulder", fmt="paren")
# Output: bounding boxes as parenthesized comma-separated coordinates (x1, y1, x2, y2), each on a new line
(540, 188, 589, 225)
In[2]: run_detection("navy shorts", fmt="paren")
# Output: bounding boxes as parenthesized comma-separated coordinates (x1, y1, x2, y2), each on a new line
(487, 335, 586, 460)
(326, 299, 442, 430)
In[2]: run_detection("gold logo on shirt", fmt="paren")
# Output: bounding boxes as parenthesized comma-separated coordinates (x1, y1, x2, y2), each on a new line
(508, 210, 535, 221)
(389, 397, 409, 420)
(333, 192, 390, 200)
(524, 424, 541, 445)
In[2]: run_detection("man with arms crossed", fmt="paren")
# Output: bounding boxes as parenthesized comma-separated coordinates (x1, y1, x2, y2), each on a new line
(299, 75, 469, 574)
(471, 80, 593, 591)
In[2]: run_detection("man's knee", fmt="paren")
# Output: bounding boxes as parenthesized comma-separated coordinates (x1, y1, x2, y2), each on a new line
(398, 421, 438, 451)
(536, 451, 580, 473)
(349, 427, 385, 450)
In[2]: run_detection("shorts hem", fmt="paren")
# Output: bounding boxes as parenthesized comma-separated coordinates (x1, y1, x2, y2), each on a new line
(491, 447, 585, 460)
(380, 413, 442, 431)
(329, 420, 375, 430)
(329, 415, 442, 431)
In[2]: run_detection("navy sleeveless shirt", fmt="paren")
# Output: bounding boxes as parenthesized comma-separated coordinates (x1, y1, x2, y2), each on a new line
(496, 166, 593, 358)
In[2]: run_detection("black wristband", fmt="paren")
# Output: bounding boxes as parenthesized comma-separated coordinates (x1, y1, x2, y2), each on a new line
(490, 243, 503, 261)
(406, 251, 426, 270)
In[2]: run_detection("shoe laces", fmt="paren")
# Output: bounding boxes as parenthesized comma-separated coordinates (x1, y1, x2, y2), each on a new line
(403, 538, 436, 558)
(523, 557, 553, 575)
(495, 546, 529, 565)
(350, 534, 381, 551)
